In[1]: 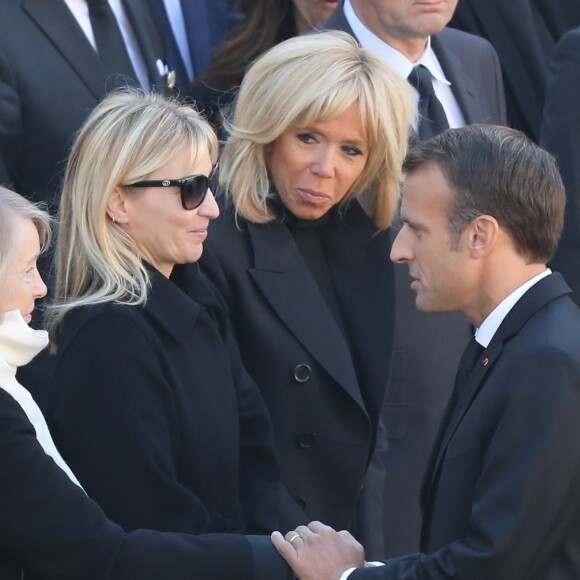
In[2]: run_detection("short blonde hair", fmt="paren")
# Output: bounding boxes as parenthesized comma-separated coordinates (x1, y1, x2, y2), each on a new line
(221, 31, 414, 230)
(0, 186, 51, 315)
(48, 89, 217, 339)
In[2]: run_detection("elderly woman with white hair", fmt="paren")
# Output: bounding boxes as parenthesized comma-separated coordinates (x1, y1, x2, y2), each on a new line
(26, 90, 299, 565)
(0, 186, 292, 579)
(200, 31, 414, 557)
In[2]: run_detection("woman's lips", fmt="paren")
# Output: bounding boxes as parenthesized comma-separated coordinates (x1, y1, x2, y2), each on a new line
(297, 188, 330, 204)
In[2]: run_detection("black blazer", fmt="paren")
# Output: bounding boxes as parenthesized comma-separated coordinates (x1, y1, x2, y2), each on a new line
(350, 273, 580, 579)
(323, 3, 507, 556)
(0, 0, 168, 210)
(541, 26, 580, 305)
(46, 265, 284, 538)
(0, 388, 291, 580)
(200, 200, 393, 558)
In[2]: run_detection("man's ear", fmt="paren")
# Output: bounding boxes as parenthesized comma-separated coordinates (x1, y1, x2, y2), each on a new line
(467, 215, 499, 258)
(107, 187, 130, 224)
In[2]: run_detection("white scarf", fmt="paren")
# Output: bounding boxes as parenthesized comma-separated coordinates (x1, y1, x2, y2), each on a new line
(0, 310, 82, 488)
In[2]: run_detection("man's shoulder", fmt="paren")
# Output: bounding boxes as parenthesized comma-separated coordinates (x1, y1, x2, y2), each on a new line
(434, 26, 497, 56)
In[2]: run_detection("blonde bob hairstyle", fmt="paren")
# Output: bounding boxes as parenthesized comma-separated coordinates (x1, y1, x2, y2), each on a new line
(221, 31, 414, 230)
(0, 187, 51, 317)
(47, 89, 217, 339)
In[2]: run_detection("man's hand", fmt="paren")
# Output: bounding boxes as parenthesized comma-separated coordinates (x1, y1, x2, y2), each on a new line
(271, 521, 365, 580)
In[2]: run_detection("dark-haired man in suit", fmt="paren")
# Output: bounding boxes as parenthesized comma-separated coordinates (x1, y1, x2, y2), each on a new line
(323, 0, 506, 556)
(274, 125, 580, 580)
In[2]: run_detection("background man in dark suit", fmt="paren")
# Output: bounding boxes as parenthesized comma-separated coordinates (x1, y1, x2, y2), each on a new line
(541, 26, 580, 306)
(323, 0, 506, 556)
(449, 0, 580, 142)
(0, 0, 169, 212)
(147, 0, 238, 89)
(273, 125, 580, 580)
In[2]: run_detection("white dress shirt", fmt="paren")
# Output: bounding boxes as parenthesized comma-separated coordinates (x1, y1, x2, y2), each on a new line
(343, 0, 465, 132)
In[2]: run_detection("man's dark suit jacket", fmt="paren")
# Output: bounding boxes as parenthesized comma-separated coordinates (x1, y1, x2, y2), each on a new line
(200, 201, 394, 559)
(147, 0, 238, 85)
(449, 0, 580, 142)
(0, 0, 167, 211)
(323, 3, 506, 557)
(0, 391, 291, 580)
(350, 273, 580, 578)
(541, 27, 580, 306)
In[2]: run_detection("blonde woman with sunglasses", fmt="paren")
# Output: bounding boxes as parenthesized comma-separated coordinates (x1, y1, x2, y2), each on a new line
(34, 90, 298, 555)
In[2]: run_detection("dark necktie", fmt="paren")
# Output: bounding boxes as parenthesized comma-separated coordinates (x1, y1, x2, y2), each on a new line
(86, 0, 137, 82)
(454, 337, 484, 392)
(408, 65, 450, 140)
(148, 0, 189, 89)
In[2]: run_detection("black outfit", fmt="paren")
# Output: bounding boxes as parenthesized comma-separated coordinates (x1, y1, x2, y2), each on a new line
(541, 26, 580, 305)
(200, 200, 393, 559)
(0, 387, 289, 579)
(350, 273, 580, 579)
(45, 265, 291, 538)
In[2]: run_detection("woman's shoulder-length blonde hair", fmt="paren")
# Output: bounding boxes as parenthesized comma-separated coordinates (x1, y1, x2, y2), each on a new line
(0, 187, 51, 312)
(221, 30, 415, 230)
(47, 89, 217, 340)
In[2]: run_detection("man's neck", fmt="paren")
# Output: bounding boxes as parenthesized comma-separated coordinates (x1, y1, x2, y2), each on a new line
(349, 0, 428, 61)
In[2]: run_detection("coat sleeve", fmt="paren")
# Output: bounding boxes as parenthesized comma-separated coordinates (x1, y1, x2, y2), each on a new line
(48, 310, 212, 534)
(0, 389, 291, 580)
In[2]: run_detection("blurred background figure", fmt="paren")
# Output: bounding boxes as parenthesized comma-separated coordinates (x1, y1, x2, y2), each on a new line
(146, 0, 239, 90)
(0, 0, 169, 213)
(323, 0, 506, 556)
(541, 26, 580, 306)
(449, 0, 580, 142)
(0, 186, 291, 580)
(186, 0, 340, 133)
(33, 90, 298, 545)
(200, 31, 413, 559)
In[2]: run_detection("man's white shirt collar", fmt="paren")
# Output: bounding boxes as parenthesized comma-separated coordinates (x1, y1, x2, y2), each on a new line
(475, 269, 552, 348)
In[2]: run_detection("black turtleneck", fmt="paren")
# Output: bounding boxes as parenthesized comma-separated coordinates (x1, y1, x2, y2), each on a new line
(280, 203, 350, 340)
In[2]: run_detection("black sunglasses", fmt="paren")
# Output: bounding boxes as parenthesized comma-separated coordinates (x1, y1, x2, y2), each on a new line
(124, 164, 219, 210)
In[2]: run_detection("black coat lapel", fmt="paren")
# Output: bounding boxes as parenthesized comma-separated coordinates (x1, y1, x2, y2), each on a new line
(422, 273, 572, 506)
(322, 202, 394, 426)
(247, 220, 367, 412)
(23, 0, 110, 99)
(432, 31, 480, 125)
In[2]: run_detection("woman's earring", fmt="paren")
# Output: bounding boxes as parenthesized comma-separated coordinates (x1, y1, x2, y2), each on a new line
(111, 215, 117, 223)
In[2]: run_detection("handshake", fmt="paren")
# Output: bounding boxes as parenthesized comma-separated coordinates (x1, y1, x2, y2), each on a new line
(271, 521, 366, 580)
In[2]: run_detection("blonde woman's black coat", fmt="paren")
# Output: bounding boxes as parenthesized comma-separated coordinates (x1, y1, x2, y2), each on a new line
(200, 200, 394, 558)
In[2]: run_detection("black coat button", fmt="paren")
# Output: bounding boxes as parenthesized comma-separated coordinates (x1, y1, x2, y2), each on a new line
(296, 432, 317, 449)
(293, 364, 312, 383)
(295, 497, 307, 510)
